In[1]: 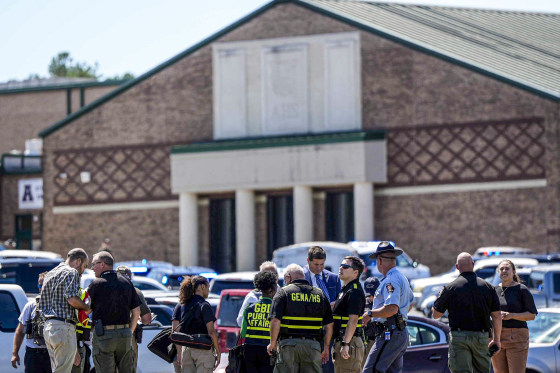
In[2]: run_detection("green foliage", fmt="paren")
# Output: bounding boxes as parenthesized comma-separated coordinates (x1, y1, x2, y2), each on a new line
(48, 51, 99, 79)
(104, 72, 135, 81)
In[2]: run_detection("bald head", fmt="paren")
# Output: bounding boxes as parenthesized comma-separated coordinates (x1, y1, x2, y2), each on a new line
(456, 252, 474, 273)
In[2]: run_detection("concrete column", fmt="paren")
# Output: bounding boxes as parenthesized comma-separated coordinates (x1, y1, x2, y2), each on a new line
(179, 193, 198, 267)
(294, 185, 313, 243)
(236, 189, 256, 271)
(354, 182, 374, 241)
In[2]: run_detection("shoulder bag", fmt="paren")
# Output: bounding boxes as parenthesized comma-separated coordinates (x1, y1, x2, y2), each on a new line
(169, 302, 213, 350)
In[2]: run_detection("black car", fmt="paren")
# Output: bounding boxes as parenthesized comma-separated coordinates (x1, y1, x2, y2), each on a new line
(404, 315, 450, 373)
(0, 257, 62, 294)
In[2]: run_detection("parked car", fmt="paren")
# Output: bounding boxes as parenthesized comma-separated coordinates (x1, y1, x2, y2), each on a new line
(215, 314, 450, 373)
(272, 241, 358, 272)
(80, 271, 170, 292)
(209, 271, 259, 295)
(526, 308, 560, 373)
(148, 266, 218, 290)
(351, 241, 431, 281)
(0, 257, 63, 294)
(527, 264, 560, 309)
(215, 289, 251, 353)
(0, 249, 62, 260)
(114, 260, 175, 277)
(0, 284, 34, 372)
(473, 246, 533, 258)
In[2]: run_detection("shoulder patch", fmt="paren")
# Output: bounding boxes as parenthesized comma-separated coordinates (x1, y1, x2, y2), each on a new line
(386, 283, 395, 293)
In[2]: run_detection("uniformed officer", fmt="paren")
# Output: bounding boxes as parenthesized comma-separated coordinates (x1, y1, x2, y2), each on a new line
(361, 277, 380, 369)
(332, 256, 366, 373)
(432, 252, 501, 373)
(241, 271, 278, 373)
(361, 241, 411, 373)
(88, 251, 141, 373)
(268, 263, 334, 373)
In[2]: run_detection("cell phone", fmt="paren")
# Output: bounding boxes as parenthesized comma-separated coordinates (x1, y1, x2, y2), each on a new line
(488, 344, 499, 357)
(94, 320, 104, 336)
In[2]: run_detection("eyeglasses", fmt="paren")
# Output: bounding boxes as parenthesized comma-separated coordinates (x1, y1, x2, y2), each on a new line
(339, 264, 355, 270)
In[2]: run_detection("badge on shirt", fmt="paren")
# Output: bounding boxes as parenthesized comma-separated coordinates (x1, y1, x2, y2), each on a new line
(386, 283, 395, 293)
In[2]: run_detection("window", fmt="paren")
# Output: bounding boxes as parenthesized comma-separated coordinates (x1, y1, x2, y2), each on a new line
(210, 198, 236, 273)
(0, 291, 20, 332)
(407, 323, 440, 346)
(267, 195, 294, 258)
(326, 191, 354, 242)
(217, 294, 246, 327)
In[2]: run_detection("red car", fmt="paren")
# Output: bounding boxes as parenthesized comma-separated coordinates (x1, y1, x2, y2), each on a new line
(215, 289, 251, 353)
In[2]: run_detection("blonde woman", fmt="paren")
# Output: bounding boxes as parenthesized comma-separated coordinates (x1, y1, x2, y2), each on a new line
(492, 259, 537, 373)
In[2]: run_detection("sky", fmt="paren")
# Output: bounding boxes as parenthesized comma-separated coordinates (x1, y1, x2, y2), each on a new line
(1, 0, 559, 83)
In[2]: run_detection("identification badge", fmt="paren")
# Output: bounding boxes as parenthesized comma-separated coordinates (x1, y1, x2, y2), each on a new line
(384, 332, 391, 341)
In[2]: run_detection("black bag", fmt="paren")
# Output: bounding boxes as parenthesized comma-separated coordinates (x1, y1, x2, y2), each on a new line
(147, 327, 177, 364)
(226, 336, 245, 373)
(169, 302, 213, 350)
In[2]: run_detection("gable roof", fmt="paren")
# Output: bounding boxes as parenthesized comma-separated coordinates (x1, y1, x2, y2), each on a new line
(39, 0, 560, 138)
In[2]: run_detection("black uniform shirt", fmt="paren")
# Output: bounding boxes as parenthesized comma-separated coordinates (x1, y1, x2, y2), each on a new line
(332, 278, 366, 336)
(269, 279, 333, 325)
(88, 270, 141, 325)
(495, 283, 537, 329)
(433, 271, 500, 331)
(172, 295, 216, 334)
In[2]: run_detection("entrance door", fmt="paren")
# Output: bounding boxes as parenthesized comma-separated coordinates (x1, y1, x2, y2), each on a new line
(15, 214, 33, 250)
(326, 191, 354, 242)
(267, 195, 294, 258)
(210, 198, 236, 273)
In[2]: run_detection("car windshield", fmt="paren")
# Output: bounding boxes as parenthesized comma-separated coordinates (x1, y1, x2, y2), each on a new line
(210, 280, 254, 295)
(529, 312, 560, 343)
(529, 271, 545, 290)
(217, 294, 246, 327)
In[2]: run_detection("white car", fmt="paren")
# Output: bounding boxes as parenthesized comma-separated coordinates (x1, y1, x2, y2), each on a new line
(350, 241, 431, 281)
(0, 249, 62, 260)
(473, 246, 533, 258)
(272, 241, 358, 273)
(80, 270, 169, 292)
(526, 308, 560, 373)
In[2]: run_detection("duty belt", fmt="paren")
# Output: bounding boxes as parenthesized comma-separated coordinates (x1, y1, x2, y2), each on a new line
(46, 317, 75, 325)
(104, 323, 130, 330)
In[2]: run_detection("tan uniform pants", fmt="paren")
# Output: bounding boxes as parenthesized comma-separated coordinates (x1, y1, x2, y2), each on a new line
(333, 336, 365, 373)
(491, 328, 529, 373)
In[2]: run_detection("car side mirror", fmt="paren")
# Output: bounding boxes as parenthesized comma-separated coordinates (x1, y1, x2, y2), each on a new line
(412, 261, 419, 268)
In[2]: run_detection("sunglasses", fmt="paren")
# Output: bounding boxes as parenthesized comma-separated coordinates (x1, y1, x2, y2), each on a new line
(339, 264, 355, 270)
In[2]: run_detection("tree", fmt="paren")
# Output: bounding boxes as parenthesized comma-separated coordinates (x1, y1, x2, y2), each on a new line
(105, 72, 135, 81)
(48, 52, 99, 79)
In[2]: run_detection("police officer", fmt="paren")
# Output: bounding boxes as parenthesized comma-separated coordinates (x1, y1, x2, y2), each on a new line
(332, 256, 366, 373)
(241, 271, 278, 373)
(116, 265, 152, 371)
(361, 241, 411, 373)
(268, 263, 333, 373)
(361, 277, 380, 369)
(432, 252, 501, 373)
(88, 251, 141, 373)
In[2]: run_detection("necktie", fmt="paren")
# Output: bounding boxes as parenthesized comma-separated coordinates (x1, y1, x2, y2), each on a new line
(315, 274, 331, 303)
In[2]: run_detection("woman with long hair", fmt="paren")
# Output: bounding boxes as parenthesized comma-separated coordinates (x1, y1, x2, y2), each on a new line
(492, 259, 537, 373)
(172, 276, 220, 373)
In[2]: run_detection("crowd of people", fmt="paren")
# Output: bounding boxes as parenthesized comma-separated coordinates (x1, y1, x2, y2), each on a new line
(10, 242, 538, 373)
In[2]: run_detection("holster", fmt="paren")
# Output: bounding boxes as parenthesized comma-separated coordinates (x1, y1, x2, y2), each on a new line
(94, 320, 104, 337)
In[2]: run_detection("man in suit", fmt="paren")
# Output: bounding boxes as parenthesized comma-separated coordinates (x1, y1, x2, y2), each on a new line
(303, 246, 342, 373)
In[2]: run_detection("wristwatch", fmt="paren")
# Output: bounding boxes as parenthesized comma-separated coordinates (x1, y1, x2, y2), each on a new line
(368, 310, 372, 317)
(341, 341, 348, 346)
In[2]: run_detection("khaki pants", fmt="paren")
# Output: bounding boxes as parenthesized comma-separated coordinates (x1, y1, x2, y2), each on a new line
(449, 330, 491, 373)
(274, 339, 322, 373)
(44, 319, 77, 373)
(92, 328, 135, 373)
(180, 346, 215, 373)
(333, 336, 365, 373)
(491, 328, 529, 373)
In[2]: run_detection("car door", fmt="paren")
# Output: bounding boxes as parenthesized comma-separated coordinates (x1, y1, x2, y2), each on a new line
(404, 322, 449, 373)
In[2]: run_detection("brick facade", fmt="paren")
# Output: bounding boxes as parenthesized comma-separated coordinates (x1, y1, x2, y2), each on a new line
(40, 3, 559, 273)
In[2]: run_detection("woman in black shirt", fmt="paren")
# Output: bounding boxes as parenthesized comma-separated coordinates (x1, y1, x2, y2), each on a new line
(492, 259, 537, 373)
(172, 276, 220, 373)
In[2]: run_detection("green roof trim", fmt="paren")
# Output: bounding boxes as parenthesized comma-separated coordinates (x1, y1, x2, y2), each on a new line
(171, 130, 385, 154)
(0, 80, 128, 96)
(38, 0, 559, 139)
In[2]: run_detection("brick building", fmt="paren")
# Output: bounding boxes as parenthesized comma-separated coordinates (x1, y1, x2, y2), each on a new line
(0, 78, 123, 249)
(38, 1, 559, 273)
